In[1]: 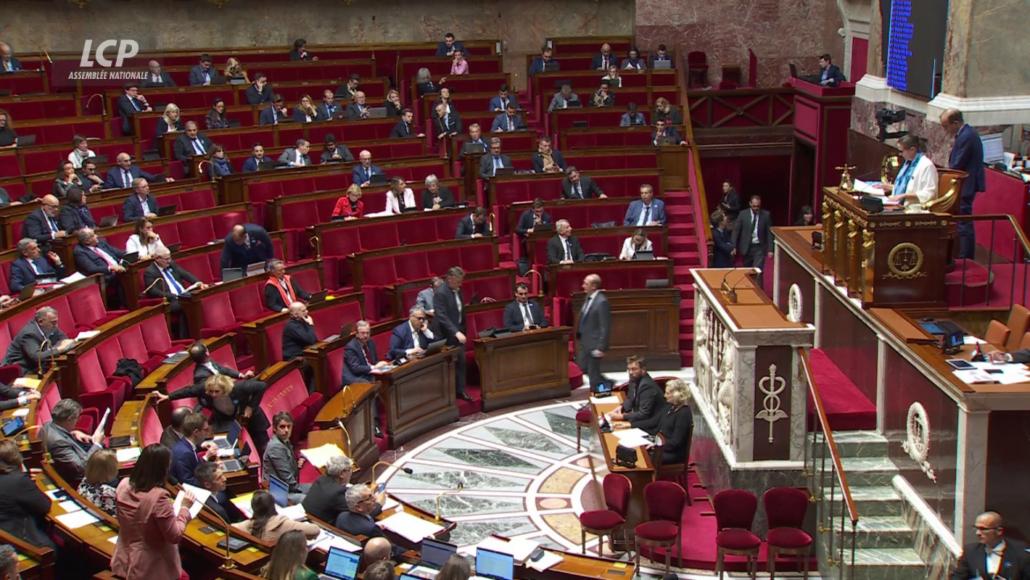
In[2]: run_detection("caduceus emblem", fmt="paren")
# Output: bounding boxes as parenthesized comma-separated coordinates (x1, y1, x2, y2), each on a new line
(756, 364, 788, 443)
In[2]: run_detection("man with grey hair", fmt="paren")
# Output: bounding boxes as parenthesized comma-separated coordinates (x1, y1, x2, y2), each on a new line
(122, 176, 158, 221)
(388, 306, 435, 361)
(0, 544, 18, 580)
(9, 237, 64, 293)
(415, 277, 444, 315)
(479, 137, 512, 179)
(421, 174, 456, 210)
(72, 227, 126, 282)
(352, 149, 383, 187)
(142, 59, 175, 88)
(278, 138, 312, 167)
(103, 152, 165, 190)
(283, 301, 318, 391)
(546, 219, 584, 264)
(576, 273, 612, 392)
(0, 42, 22, 73)
(3, 306, 75, 374)
(336, 484, 386, 538)
(44, 398, 104, 484)
(144, 246, 203, 337)
(264, 259, 311, 313)
(20, 194, 65, 250)
(302, 454, 358, 523)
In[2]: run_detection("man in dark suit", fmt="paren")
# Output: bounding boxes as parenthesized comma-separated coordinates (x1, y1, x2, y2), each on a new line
(648, 44, 672, 68)
(0, 381, 40, 410)
(461, 124, 488, 156)
(435, 33, 465, 57)
(334, 74, 360, 100)
(730, 194, 773, 286)
(58, 187, 97, 234)
(144, 248, 205, 335)
(623, 184, 667, 226)
(282, 302, 318, 361)
(302, 455, 355, 524)
(186, 342, 256, 387)
(516, 198, 553, 239)
(390, 109, 424, 139)
(652, 119, 687, 146)
(289, 39, 315, 61)
(952, 511, 1030, 580)
(387, 307, 435, 361)
(609, 356, 662, 428)
(242, 144, 272, 172)
(258, 95, 288, 126)
(245, 74, 274, 105)
(531, 137, 566, 174)
(173, 121, 213, 176)
(941, 108, 986, 259)
(3, 307, 74, 375)
(10, 238, 64, 293)
(455, 207, 490, 239)
(319, 89, 342, 120)
(336, 485, 385, 539)
(171, 412, 215, 487)
(591, 43, 619, 71)
(142, 60, 176, 88)
(21, 194, 66, 250)
(42, 399, 102, 484)
(160, 407, 192, 450)
(561, 167, 607, 199)
(343, 320, 386, 436)
(488, 85, 517, 112)
(352, 150, 383, 188)
(0, 42, 23, 74)
(116, 83, 152, 136)
(195, 461, 244, 523)
(433, 267, 471, 401)
(421, 175, 456, 210)
(263, 259, 311, 313)
(817, 54, 846, 87)
(277, 139, 312, 168)
(529, 47, 559, 76)
(345, 92, 371, 121)
(547, 220, 584, 264)
(103, 152, 165, 190)
(575, 274, 611, 392)
(188, 54, 224, 86)
(122, 178, 158, 221)
(220, 223, 274, 271)
(711, 211, 735, 268)
(73, 227, 125, 283)
(431, 103, 461, 140)
(503, 283, 548, 332)
(479, 138, 512, 179)
(490, 104, 526, 133)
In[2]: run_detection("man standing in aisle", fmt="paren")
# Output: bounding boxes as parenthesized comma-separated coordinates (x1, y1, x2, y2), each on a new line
(433, 267, 472, 401)
(940, 108, 985, 259)
(576, 274, 611, 393)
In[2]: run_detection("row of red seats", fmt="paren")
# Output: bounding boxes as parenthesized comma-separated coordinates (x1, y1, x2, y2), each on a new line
(243, 292, 365, 369)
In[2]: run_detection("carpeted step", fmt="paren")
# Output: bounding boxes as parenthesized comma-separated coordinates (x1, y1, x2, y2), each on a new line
(667, 206, 693, 216)
(669, 250, 700, 261)
(807, 348, 877, 431)
(668, 236, 699, 247)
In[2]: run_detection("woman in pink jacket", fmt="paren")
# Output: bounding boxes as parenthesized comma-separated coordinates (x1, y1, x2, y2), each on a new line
(111, 444, 196, 580)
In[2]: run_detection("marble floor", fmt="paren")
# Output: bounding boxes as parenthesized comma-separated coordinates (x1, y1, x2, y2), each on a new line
(378, 368, 820, 578)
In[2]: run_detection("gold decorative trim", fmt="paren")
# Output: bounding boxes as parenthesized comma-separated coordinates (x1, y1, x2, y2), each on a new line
(884, 242, 926, 279)
(755, 364, 787, 443)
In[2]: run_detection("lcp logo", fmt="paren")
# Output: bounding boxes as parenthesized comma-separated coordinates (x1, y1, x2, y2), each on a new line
(79, 39, 140, 67)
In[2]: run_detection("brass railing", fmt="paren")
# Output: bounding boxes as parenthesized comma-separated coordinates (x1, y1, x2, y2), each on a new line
(950, 214, 1030, 308)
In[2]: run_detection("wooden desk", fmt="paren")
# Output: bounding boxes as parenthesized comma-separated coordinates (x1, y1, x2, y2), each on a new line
(0, 527, 55, 579)
(590, 392, 653, 545)
(473, 326, 572, 411)
(311, 382, 381, 470)
(569, 287, 682, 371)
(377, 348, 459, 447)
(462, 535, 636, 580)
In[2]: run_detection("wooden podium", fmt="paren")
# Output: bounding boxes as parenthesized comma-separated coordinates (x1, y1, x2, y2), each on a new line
(377, 348, 459, 447)
(570, 288, 682, 370)
(473, 326, 572, 411)
(821, 186, 952, 307)
(313, 382, 381, 471)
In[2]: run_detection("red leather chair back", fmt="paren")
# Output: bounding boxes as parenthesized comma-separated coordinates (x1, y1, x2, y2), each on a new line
(763, 487, 809, 530)
(603, 473, 632, 516)
(714, 488, 758, 531)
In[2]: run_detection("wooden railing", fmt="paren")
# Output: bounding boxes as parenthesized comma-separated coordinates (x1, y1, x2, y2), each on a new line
(686, 87, 795, 129)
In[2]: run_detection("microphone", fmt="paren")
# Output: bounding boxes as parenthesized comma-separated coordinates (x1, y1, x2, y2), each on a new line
(369, 460, 413, 485)
(84, 93, 106, 117)
(201, 495, 237, 571)
(336, 420, 352, 456)
(725, 267, 762, 303)
(719, 267, 740, 303)
(141, 273, 168, 299)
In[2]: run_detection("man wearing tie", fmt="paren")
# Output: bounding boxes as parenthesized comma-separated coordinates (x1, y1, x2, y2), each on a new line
(390, 109, 425, 139)
(730, 194, 773, 287)
(172, 121, 213, 176)
(490, 103, 526, 133)
(623, 184, 667, 226)
(561, 167, 607, 200)
(503, 283, 549, 332)
(188, 54, 223, 86)
(488, 85, 516, 112)
(116, 83, 152, 136)
(576, 274, 612, 392)
(478, 138, 512, 179)
(940, 108, 986, 259)
(122, 178, 158, 221)
(592, 43, 619, 71)
(103, 153, 164, 190)
(345, 91, 370, 121)
(461, 124, 488, 156)
(432, 103, 461, 140)
(0, 42, 22, 74)
(9, 238, 64, 293)
(319, 89, 340, 120)
(351, 150, 383, 187)
(951, 511, 1030, 579)
(20, 195, 66, 250)
(387, 307, 435, 361)
(73, 228, 126, 290)
(144, 247, 204, 313)
(277, 139, 312, 168)
(433, 267, 472, 401)
(343, 320, 387, 436)
(546, 220, 584, 264)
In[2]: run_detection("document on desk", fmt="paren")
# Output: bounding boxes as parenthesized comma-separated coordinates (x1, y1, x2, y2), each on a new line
(378, 511, 444, 543)
(589, 395, 620, 405)
(300, 443, 346, 469)
(612, 428, 652, 448)
(56, 510, 99, 529)
(527, 551, 564, 572)
(972, 362, 1030, 385)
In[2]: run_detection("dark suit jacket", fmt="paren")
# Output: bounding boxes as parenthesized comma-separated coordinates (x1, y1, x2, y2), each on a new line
(345, 103, 369, 121)
(173, 133, 214, 162)
(455, 215, 489, 239)
(461, 139, 488, 156)
(1011, 349, 1030, 364)
(171, 438, 202, 486)
(592, 54, 620, 70)
(421, 187, 456, 209)
(160, 426, 185, 450)
(318, 102, 342, 120)
(10, 256, 64, 293)
(74, 241, 125, 277)
(264, 277, 311, 312)
(654, 404, 694, 463)
(711, 227, 735, 268)
(435, 41, 466, 57)
(117, 95, 147, 135)
(432, 113, 462, 136)
(103, 165, 158, 190)
(390, 120, 417, 138)
(490, 113, 526, 132)
(623, 199, 667, 226)
(189, 66, 225, 86)
(142, 72, 176, 88)
(143, 262, 199, 300)
(22, 209, 62, 247)
(342, 337, 378, 385)
(321, 145, 354, 164)
(515, 209, 553, 237)
(652, 127, 685, 146)
(155, 118, 184, 136)
(58, 203, 96, 234)
(282, 318, 317, 360)
(302, 476, 349, 524)
(335, 511, 383, 539)
(258, 106, 286, 126)
(479, 154, 512, 179)
(205, 491, 244, 523)
(547, 235, 584, 264)
(387, 321, 433, 360)
(0, 384, 30, 411)
(291, 108, 324, 124)
(576, 291, 610, 352)
(952, 539, 1030, 580)
(0, 470, 53, 548)
(122, 193, 159, 221)
(351, 164, 383, 186)
(529, 57, 559, 75)
(731, 209, 773, 254)
(820, 64, 846, 87)
(220, 224, 273, 270)
(531, 150, 567, 173)
(620, 374, 662, 424)
(503, 300, 548, 332)
(949, 124, 986, 197)
(432, 284, 466, 345)
(191, 360, 241, 385)
(242, 156, 271, 172)
(561, 176, 604, 199)
(3, 320, 69, 374)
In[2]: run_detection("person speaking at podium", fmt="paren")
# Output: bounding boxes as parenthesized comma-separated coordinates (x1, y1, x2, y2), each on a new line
(881, 134, 938, 213)
(503, 283, 549, 332)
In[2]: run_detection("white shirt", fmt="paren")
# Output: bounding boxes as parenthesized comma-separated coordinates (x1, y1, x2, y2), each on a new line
(900, 155, 939, 212)
(986, 540, 1006, 577)
(406, 322, 434, 355)
(125, 234, 168, 258)
(382, 188, 417, 215)
(619, 237, 653, 260)
(68, 148, 96, 169)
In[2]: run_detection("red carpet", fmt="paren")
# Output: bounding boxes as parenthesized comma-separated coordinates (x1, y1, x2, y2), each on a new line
(805, 348, 876, 431)
(945, 259, 993, 306)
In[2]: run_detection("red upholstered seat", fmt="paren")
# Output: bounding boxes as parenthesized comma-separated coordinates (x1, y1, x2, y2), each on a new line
(579, 510, 624, 530)
(717, 528, 762, 550)
(715, 488, 761, 579)
(635, 521, 679, 541)
(140, 404, 164, 446)
(178, 218, 217, 247)
(200, 294, 237, 337)
(578, 473, 631, 556)
(633, 481, 686, 571)
(767, 527, 812, 549)
(763, 486, 812, 579)
(576, 407, 593, 423)
(229, 286, 264, 323)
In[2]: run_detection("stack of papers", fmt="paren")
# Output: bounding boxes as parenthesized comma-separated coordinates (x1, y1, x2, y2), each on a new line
(173, 483, 212, 519)
(589, 395, 620, 405)
(953, 361, 1030, 385)
(278, 504, 307, 521)
(300, 443, 346, 469)
(75, 330, 101, 341)
(12, 377, 40, 390)
(309, 530, 361, 553)
(612, 428, 652, 448)
(377, 511, 444, 543)
(230, 492, 255, 518)
(475, 536, 539, 563)
(56, 509, 99, 529)
(527, 551, 564, 572)
(115, 447, 142, 463)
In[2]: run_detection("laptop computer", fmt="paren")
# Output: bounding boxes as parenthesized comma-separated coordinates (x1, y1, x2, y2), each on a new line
(157, 204, 177, 216)
(222, 268, 244, 282)
(268, 475, 289, 507)
(653, 59, 673, 70)
(405, 538, 458, 579)
(366, 106, 388, 119)
(370, 173, 389, 185)
(98, 215, 118, 228)
(493, 167, 514, 177)
(308, 290, 329, 304)
(320, 547, 361, 580)
(424, 339, 447, 356)
(632, 250, 655, 261)
(17, 282, 37, 301)
(475, 548, 514, 580)
(15, 135, 36, 147)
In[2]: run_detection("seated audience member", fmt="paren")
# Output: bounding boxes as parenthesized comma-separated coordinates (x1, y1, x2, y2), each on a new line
(78, 449, 118, 516)
(647, 378, 694, 465)
(388, 307, 435, 361)
(0, 439, 53, 548)
(21, 195, 65, 249)
(336, 484, 386, 538)
(160, 407, 192, 449)
(264, 259, 311, 313)
(346, 91, 371, 121)
(206, 98, 231, 130)
(259, 95, 289, 126)
(58, 187, 97, 234)
(220, 223, 274, 271)
(609, 356, 662, 429)
(78, 158, 105, 192)
(455, 207, 490, 239)
(461, 123, 488, 155)
(282, 303, 317, 390)
(433, 86, 455, 115)
(117, 83, 152, 135)
(188, 53, 223, 86)
(365, 560, 398, 580)
(362, 537, 394, 571)
(592, 43, 619, 70)
(321, 133, 354, 163)
(292, 94, 322, 124)
(547, 220, 584, 264)
(195, 461, 244, 523)
(156, 103, 184, 136)
(104, 153, 165, 190)
(236, 491, 320, 542)
(171, 412, 216, 486)
(43, 399, 103, 484)
(242, 144, 271, 172)
(390, 108, 424, 139)
(719, 180, 742, 220)
(263, 412, 310, 504)
(601, 65, 623, 88)
(289, 38, 316, 61)
(881, 134, 938, 212)
(561, 166, 607, 199)
(384, 88, 404, 117)
(450, 49, 469, 75)
(132, 219, 172, 259)
(652, 118, 687, 146)
(951, 511, 1030, 580)
(73, 227, 126, 283)
(301, 455, 353, 523)
(710, 211, 735, 268)
(224, 57, 249, 83)
(515, 198, 553, 238)
(144, 247, 205, 327)
(623, 48, 645, 70)
(415, 68, 439, 97)
(142, 59, 175, 87)
(436, 32, 465, 57)
(0, 43, 20, 73)
(0, 110, 14, 148)
(278, 138, 312, 167)
(620, 102, 647, 127)
(335, 73, 361, 100)
(479, 138, 512, 179)
(504, 283, 548, 332)
(164, 371, 271, 455)
(491, 103, 526, 132)
(532, 137, 566, 174)
(653, 97, 683, 125)
(122, 178, 158, 221)
(421, 174, 456, 210)
(173, 121, 213, 174)
(624, 183, 667, 226)
(10, 238, 64, 293)
(351, 150, 383, 187)
(432, 103, 461, 140)
(261, 530, 319, 579)
(415, 277, 444, 314)
(0, 381, 40, 410)
(209, 145, 233, 177)
(488, 84, 517, 112)
(437, 554, 472, 580)
(246, 73, 273, 105)
(649, 44, 672, 68)
(529, 46, 559, 75)
(795, 205, 816, 226)
(379, 177, 417, 215)
(3, 307, 74, 374)
(332, 184, 365, 220)
(342, 320, 386, 437)
(53, 160, 85, 199)
(319, 89, 342, 120)
(619, 229, 653, 260)
(817, 53, 846, 87)
(68, 135, 96, 168)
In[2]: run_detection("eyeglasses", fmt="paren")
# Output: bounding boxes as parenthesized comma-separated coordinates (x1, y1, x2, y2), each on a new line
(973, 525, 1000, 532)
(415, 317, 426, 321)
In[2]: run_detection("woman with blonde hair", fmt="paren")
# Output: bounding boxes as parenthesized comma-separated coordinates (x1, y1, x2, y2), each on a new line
(652, 97, 683, 125)
(384, 89, 404, 117)
(619, 228, 653, 260)
(78, 448, 118, 515)
(292, 94, 321, 123)
(156, 103, 184, 135)
(224, 57, 249, 84)
(331, 183, 364, 220)
(649, 379, 694, 465)
(261, 530, 318, 580)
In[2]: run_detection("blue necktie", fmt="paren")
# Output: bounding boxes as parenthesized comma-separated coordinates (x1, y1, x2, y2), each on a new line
(162, 267, 185, 295)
